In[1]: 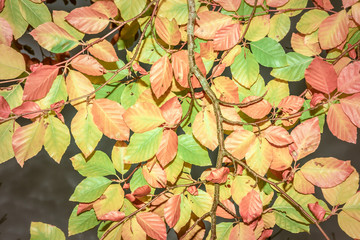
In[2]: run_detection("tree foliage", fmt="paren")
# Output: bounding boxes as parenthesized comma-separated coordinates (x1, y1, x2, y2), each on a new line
(1, 0, 360, 239)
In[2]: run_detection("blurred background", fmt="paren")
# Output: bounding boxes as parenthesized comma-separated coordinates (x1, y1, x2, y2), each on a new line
(0, 0, 359, 239)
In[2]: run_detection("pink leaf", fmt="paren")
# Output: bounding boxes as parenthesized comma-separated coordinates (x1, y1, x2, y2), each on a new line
(0, 17, 13, 46)
(239, 190, 263, 224)
(229, 223, 256, 240)
(23, 65, 59, 101)
(341, 93, 360, 128)
(89, 0, 118, 18)
(133, 185, 151, 198)
(132, 62, 148, 75)
(0, 96, 11, 119)
(258, 229, 273, 240)
(12, 102, 42, 119)
(206, 167, 230, 184)
(337, 61, 360, 94)
(313, 0, 334, 10)
(71, 55, 106, 76)
(160, 97, 182, 125)
(327, 104, 357, 144)
(245, 0, 264, 6)
(98, 211, 125, 222)
(65, 7, 109, 34)
(212, 63, 226, 77)
(305, 57, 337, 94)
(278, 95, 305, 114)
(240, 96, 272, 119)
(187, 186, 198, 196)
(308, 202, 326, 221)
(136, 212, 167, 240)
(164, 195, 181, 228)
(310, 93, 326, 107)
(213, 23, 241, 51)
(343, 0, 358, 8)
(156, 129, 178, 167)
(264, 126, 293, 147)
(150, 56, 173, 98)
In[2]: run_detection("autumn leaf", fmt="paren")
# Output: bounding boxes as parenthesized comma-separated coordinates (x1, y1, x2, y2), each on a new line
(155, 17, 181, 46)
(98, 211, 125, 222)
(87, 38, 119, 62)
(240, 96, 272, 119)
(194, 11, 233, 40)
(192, 106, 218, 151)
(150, 56, 173, 98)
(239, 190, 263, 224)
(89, 0, 118, 18)
(156, 129, 178, 167)
(133, 185, 151, 198)
(70, 55, 106, 76)
(206, 167, 230, 184)
(213, 0, 241, 11)
(264, 126, 293, 147)
(341, 93, 360, 128)
(225, 129, 256, 160)
(305, 57, 337, 94)
(164, 194, 181, 228)
(65, 7, 109, 34)
(308, 202, 326, 221)
(136, 212, 167, 240)
(213, 23, 241, 51)
(0, 96, 11, 119)
(216, 199, 236, 219)
(337, 61, 360, 94)
(160, 96, 182, 126)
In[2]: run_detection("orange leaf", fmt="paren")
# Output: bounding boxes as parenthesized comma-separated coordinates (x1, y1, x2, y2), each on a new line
(221, 105, 242, 131)
(213, 23, 241, 51)
(160, 97, 182, 125)
(278, 95, 305, 114)
(212, 63, 226, 78)
(194, 11, 233, 40)
(156, 129, 178, 167)
(92, 98, 129, 141)
(341, 93, 360, 128)
(214, 0, 241, 11)
(0, 96, 11, 119)
(225, 129, 256, 160)
(313, 0, 334, 10)
(12, 102, 42, 119)
(212, 76, 239, 103)
(192, 106, 218, 150)
(308, 202, 326, 221)
(240, 96, 272, 119)
(229, 223, 256, 240)
(133, 185, 151, 198)
(71, 55, 106, 76)
(216, 199, 236, 219)
(0, 18, 13, 46)
(136, 212, 167, 240)
(98, 211, 125, 222)
(337, 61, 360, 94)
(88, 38, 119, 62)
(123, 102, 165, 133)
(150, 56, 173, 98)
(89, 0, 118, 18)
(266, 0, 289, 7)
(352, 3, 360, 24)
(301, 157, 354, 188)
(206, 167, 230, 184)
(264, 126, 293, 147)
(155, 17, 181, 46)
(269, 144, 293, 171)
(245, 0, 264, 6)
(291, 33, 321, 56)
(291, 117, 321, 160)
(327, 104, 357, 144)
(305, 57, 337, 94)
(65, 7, 109, 34)
(23, 65, 59, 101)
(239, 190, 263, 224)
(164, 194, 181, 228)
(142, 162, 167, 188)
(318, 10, 349, 49)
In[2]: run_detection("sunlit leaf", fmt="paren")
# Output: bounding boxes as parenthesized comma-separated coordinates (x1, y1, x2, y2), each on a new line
(0, 120, 18, 164)
(70, 176, 112, 202)
(53, 10, 84, 40)
(293, 171, 315, 194)
(239, 190, 263, 223)
(93, 184, 124, 218)
(156, 129, 178, 167)
(213, 23, 241, 51)
(114, 0, 145, 21)
(225, 129, 256, 160)
(66, 7, 109, 34)
(87, 38, 119, 62)
(71, 55, 106, 76)
(155, 16, 181, 46)
(229, 222, 256, 240)
(264, 126, 293, 147)
(296, 10, 328, 34)
(341, 93, 360, 128)
(231, 48, 259, 88)
(177, 134, 211, 166)
(192, 106, 218, 151)
(157, 0, 200, 25)
(187, 189, 212, 217)
(271, 52, 312, 81)
(338, 211, 360, 239)
(90, 0, 118, 18)
(66, 70, 95, 111)
(30, 222, 65, 240)
(245, 137, 273, 176)
(0, 0, 28, 39)
(164, 194, 181, 228)
(245, 15, 270, 41)
(136, 212, 167, 240)
(268, 13, 290, 42)
(150, 56, 173, 98)
(70, 151, 115, 177)
(214, 0, 241, 11)
(0, 17, 13, 46)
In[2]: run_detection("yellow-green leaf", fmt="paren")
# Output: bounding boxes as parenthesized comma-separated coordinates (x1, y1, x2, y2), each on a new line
(245, 15, 270, 42)
(70, 176, 112, 202)
(264, 79, 289, 106)
(0, 44, 25, 80)
(0, 120, 18, 164)
(93, 184, 124, 217)
(30, 222, 65, 240)
(0, 0, 28, 39)
(268, 14, 290, 42)
(114, 0, 146, 21)
(296, 9, 328, 34)
(187, 189, 212, 218)
(111, 141, 131, 175)
(157, 0, 200, 25)
(18, 0, 51, 28)
(338, 211, 360, 239)
(68, 206, 99, 236)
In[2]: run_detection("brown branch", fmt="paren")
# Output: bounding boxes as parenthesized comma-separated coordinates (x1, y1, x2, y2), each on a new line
(218, 90, 267, 107)
(179, 212, 211, 240)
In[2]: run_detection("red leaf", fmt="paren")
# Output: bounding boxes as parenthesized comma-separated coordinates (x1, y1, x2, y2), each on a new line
(264, 126, 293, 147)
(187, 186, 198, 196)
(150, 56, 173, 98)
(65, 7, 109, 34)
(310, 93, 326, 107)
(213, 0, 241, 11)
(77, 202, 93, 215)
(164, 194, 181, 228)
(258, 229, 273, 240)
(23, 65, 59, 101)
(313, 0, 334, 10)
(0, 0, 4, 12)
(278, 95, 304, 114)
(160, 97, 182, 125)
(132, 62, 148, 75)
(213, 23, 241, 51)
(0, 96, 11, 119)
(206, 167, 230, 184)
(98, 211, 125, 222)
(338, 61, 360, 94)
(291, 118, 321, 160)
(341, 93, 360, 128)
(266, 0, 289, 7)
(156, 129, 178, 167)
(216, 199, 236, 219)
(327, 104, 357, 144)
(12, 102, 42, 119)
(125, 193, 136, 202)
(133, 185, 151, 198)
(348, 43, 357, 59)
(239, 190, 263, 224)
(308, 202, 326, 221)
(136, 212, 167, 240)
(305, 57, 337, 94)
(71, 55, 106, 76)
(240, 96, 272, 119)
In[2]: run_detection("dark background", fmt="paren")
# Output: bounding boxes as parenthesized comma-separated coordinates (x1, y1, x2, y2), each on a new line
(0, 0, 359, 239)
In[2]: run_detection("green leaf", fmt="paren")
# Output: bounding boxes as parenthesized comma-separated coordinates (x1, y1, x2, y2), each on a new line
(271, 52, 313, 81)
(130, 168, 151, 192)
(177, 134, 211, 166)
(69, 177, 112, 202)
(0, 44, 26, 80)
(114, 0, 146, 21)
(135, 36, 168, 64)
(120, 81, 147, 109)
(30, 222, 65, 240)
(0, 0, 28, 39)
(95, 83, 125, 104)
(187, 189, 212, 217)
(70, 151, 116, 177)
(68, 206, 100, 236)
(103, 60, 129, 84)
(44, 115, 70, 163)
(0, 84, 24, 109)
(231, 48, 259, 88)
(37, 75, 68, 109)
(0, 120, 17, 164)
(18, 0, 51, 28)
(216, 222, 233, 240)
(124, 127, 163, 164)
(274, 211, 310, 233)
(250, 37, 287, 68)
